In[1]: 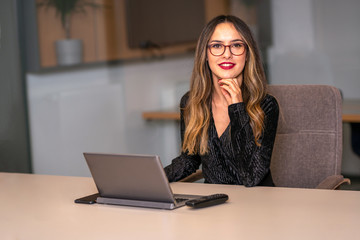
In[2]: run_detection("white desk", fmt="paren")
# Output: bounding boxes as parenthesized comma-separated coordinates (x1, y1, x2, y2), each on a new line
(1, 172, 360, 240)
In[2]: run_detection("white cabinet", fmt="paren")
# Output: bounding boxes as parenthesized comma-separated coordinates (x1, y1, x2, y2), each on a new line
(28, 81, 125, 176)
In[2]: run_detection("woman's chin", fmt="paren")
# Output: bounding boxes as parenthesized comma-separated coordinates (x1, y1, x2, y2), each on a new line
(214, 73, 241, 81)
(220, 76, 236, 80)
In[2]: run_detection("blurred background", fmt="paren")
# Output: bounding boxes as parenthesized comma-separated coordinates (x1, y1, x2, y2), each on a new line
(0, 0, 359, 184)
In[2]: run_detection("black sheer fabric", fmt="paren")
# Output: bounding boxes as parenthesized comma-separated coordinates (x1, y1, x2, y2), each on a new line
(164, 93, 279, 187)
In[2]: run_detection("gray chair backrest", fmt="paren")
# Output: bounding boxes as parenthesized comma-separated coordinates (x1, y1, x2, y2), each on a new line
(268, 85, 343, 188)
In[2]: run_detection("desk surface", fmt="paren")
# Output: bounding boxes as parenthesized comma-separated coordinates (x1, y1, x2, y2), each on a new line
(1, 172, 360, 240)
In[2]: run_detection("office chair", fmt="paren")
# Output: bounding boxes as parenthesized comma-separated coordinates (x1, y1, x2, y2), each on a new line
(180, 85, 350, 189)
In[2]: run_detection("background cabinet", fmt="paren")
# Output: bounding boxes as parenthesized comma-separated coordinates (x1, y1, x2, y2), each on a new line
(31, 0, 229, 70)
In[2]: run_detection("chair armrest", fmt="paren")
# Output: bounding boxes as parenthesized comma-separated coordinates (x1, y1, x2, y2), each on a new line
(179, 169, 203, 182)
(316, 175, 351, 190)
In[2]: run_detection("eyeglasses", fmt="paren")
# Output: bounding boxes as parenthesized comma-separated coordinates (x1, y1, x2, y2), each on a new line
(207, 42, 247, 56)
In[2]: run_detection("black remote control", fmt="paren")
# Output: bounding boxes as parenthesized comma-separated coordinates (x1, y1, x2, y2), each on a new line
(185, 193, 229, 208)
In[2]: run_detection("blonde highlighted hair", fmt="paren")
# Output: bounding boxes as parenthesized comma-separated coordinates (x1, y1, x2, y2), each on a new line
(182, 15, 266, 155)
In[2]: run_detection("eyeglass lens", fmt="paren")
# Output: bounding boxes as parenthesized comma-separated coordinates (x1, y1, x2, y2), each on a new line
(209, 43, 246, 56)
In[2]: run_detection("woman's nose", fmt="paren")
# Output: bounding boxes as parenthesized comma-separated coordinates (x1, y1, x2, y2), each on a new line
(223, 46, 232, 58)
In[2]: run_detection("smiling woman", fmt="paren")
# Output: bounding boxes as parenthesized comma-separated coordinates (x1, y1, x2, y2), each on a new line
(164, 15, 279, 187)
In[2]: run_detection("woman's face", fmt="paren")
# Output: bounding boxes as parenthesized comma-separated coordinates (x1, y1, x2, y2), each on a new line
(207, 22, 247, 84)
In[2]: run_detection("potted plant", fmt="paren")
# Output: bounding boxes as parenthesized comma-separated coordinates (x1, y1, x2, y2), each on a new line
(38, 0, 99, 66)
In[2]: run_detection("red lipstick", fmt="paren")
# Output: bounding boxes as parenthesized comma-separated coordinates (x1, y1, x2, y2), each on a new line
(218, 62, 235, 70)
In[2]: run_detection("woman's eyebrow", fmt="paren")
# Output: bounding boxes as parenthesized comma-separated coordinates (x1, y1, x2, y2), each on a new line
(208, 40, 223, 44)
(231, 39, 244, 42)
(209, 39, 244, 43)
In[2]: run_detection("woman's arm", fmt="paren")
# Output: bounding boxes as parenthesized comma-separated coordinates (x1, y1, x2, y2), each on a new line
(164, 153, 201, 182)
(226, 95, 279, 187)
(164, 93, 201, 182)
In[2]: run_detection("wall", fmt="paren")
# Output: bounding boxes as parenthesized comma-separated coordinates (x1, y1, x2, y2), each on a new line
(268, 0, 360, 99)
(27, 55, 193, 176)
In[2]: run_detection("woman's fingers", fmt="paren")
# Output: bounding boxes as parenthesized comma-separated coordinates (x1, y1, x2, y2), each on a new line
(219, 78, 239, 91)
(220, 84, 238, 104)
(219, 78, 243, 104)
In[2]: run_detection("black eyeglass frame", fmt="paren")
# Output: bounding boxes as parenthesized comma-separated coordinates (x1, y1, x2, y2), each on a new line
(207, 42, 248, 56)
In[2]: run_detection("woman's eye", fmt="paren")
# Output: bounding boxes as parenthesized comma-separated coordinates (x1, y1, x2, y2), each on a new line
(232, 43, 242, 48)
(212, 44, 222, 49)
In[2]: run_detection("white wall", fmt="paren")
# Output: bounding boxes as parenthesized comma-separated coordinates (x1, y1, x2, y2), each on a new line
(268, 0, 360, 99)
(312, 0, 360, 99)
(27, 55, 193, 176)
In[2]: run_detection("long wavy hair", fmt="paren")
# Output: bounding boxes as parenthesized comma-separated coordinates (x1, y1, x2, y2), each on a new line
(182, 15, 267, 155)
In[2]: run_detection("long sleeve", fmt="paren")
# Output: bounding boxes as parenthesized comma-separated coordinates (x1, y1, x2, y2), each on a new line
(164, 153, 201, 182)
(164, 93, 201, 182)
(226, 95, 279, 187)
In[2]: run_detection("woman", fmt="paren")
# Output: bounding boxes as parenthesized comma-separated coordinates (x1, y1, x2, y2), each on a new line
(164, 15, 279, 187)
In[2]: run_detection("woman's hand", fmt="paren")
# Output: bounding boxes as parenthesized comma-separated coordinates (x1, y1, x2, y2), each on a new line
(218, 78, 243, 105)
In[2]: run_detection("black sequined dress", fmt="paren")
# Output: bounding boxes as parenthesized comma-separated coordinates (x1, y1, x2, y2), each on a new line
(164, 93, 279, 187)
